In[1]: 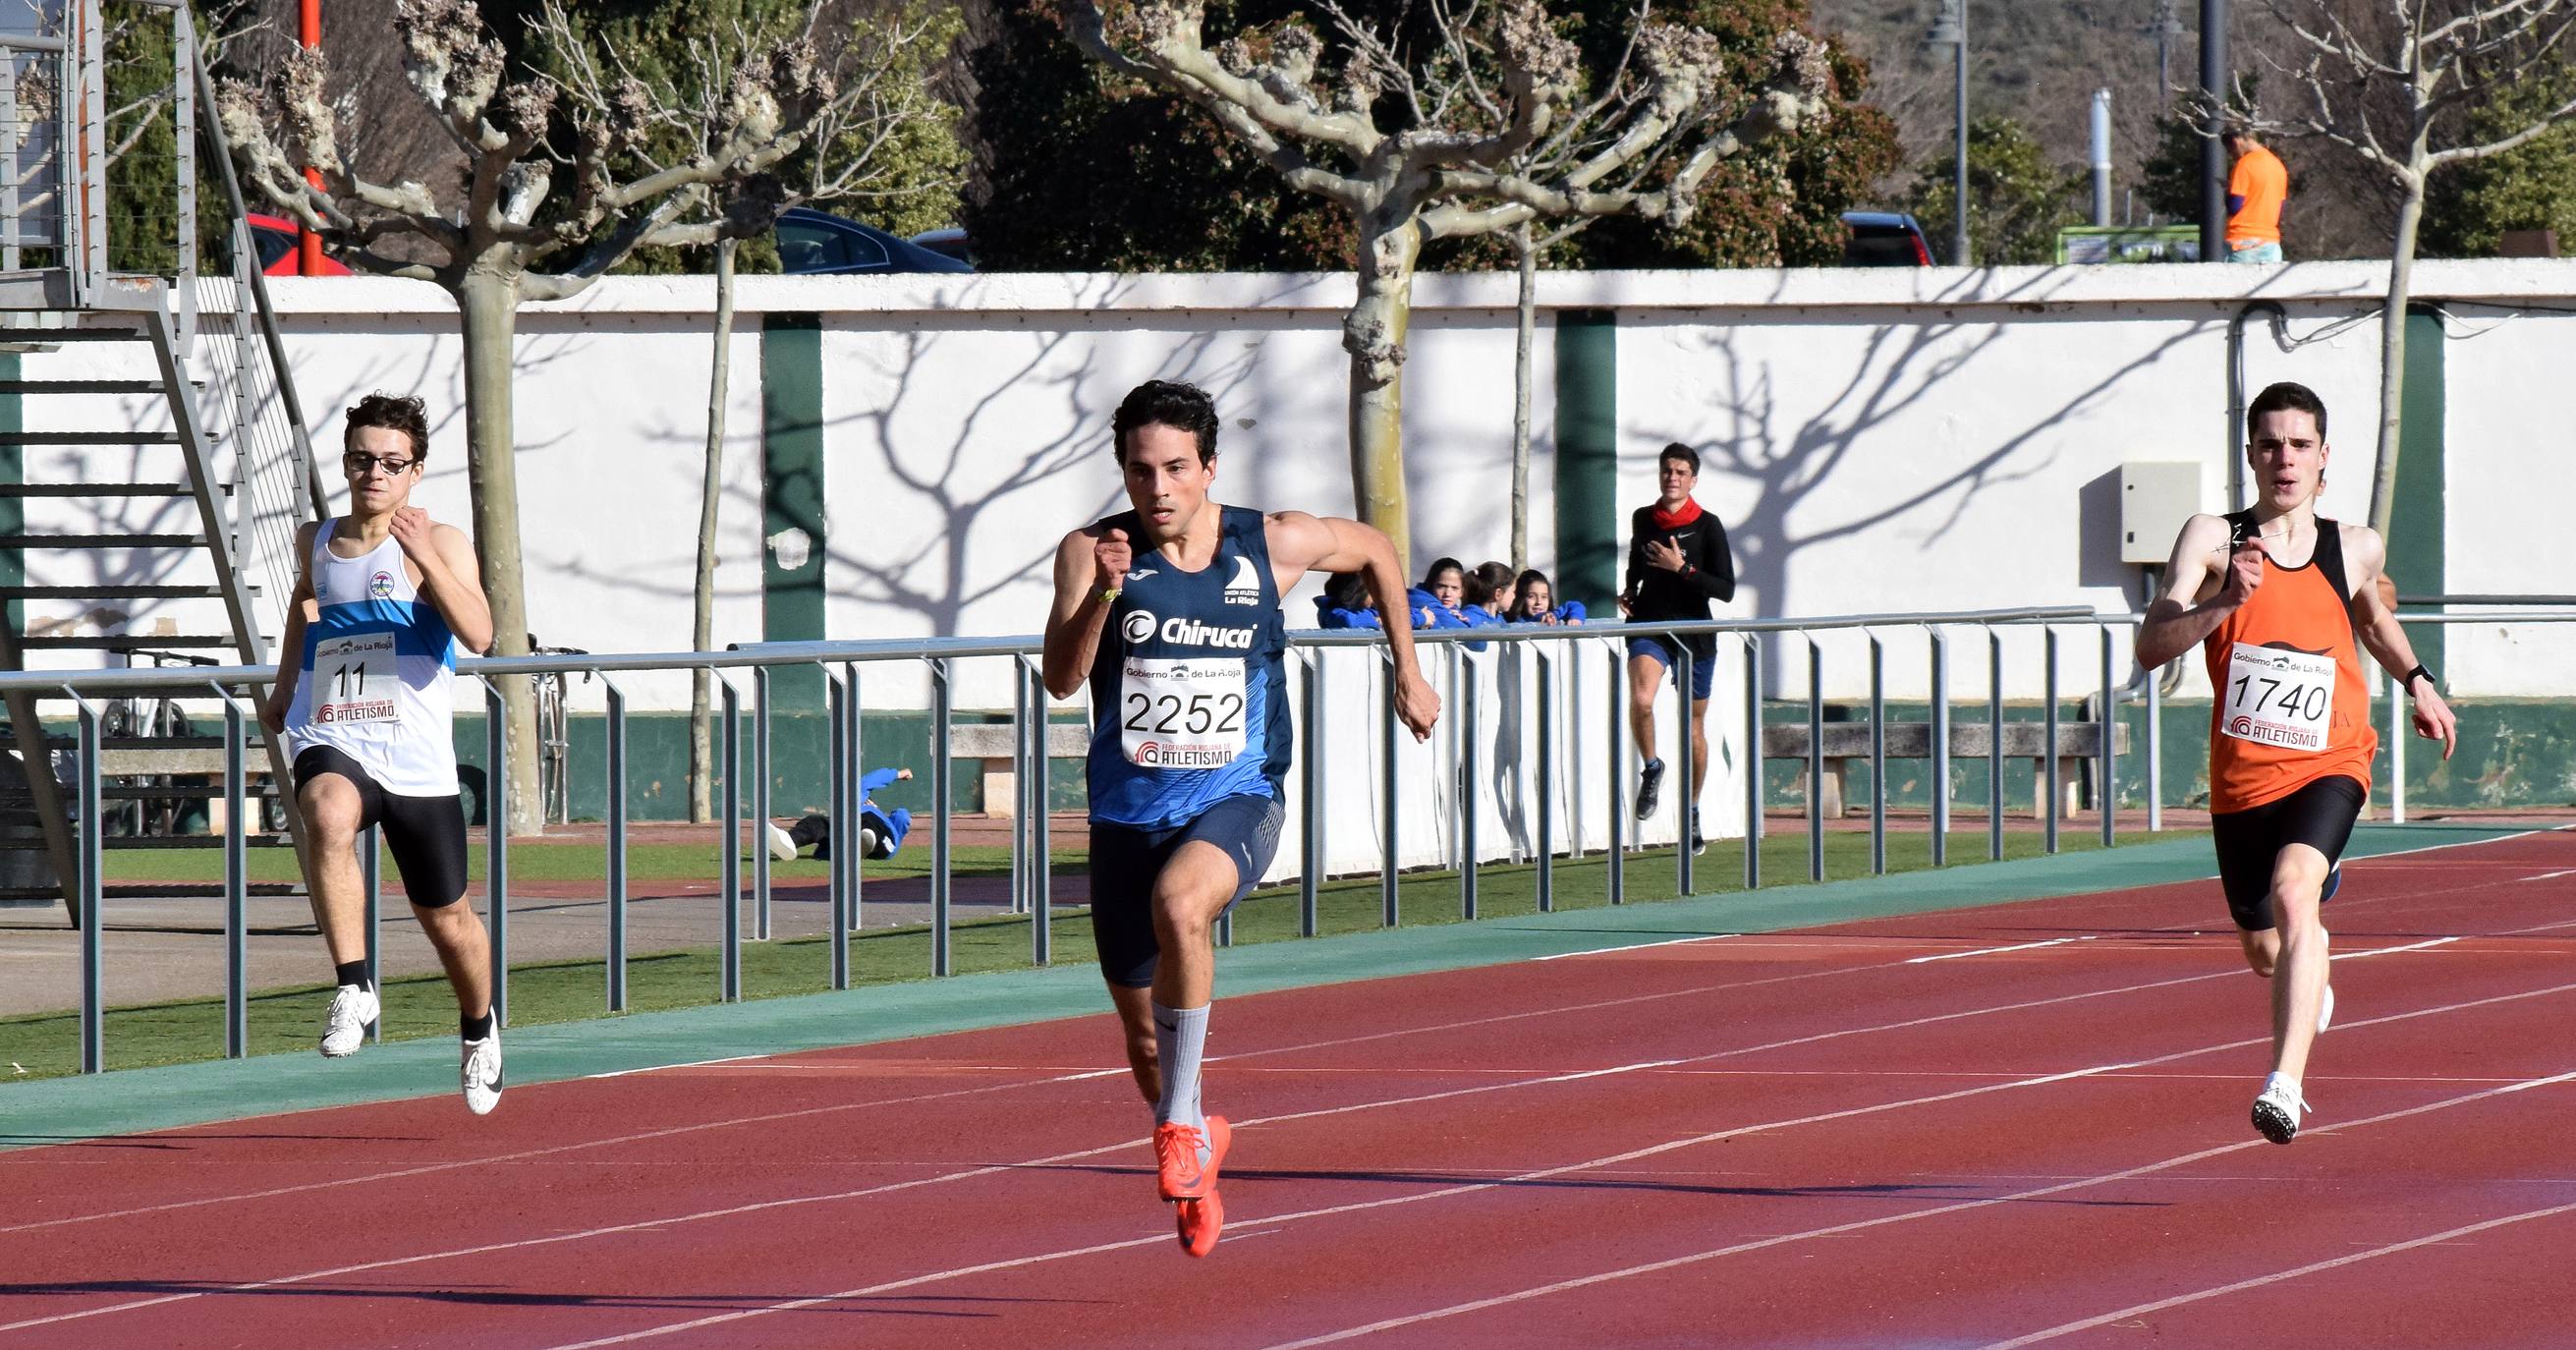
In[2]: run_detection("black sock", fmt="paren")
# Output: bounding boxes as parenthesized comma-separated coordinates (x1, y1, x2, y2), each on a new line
(462, 1008, 494, 1041)
(334, 960, 372, 993)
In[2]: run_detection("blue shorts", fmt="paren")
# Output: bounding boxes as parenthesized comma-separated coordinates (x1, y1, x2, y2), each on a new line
(1628, 637, 1716, 701)
(1088, 793, 1284, 987)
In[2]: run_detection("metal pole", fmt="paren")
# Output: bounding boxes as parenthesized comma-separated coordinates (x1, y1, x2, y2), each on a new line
(1381, 649, 1400, 928)
(1743, 634, 1763, 891)
(930, 657, 953, 976)
(2199, 0, 2229, 262)
(2146, 647, 2164, 832)
(1536, 647, 1555, 913)
(851, 662, 868, 935)
(2387, 667, 2408, 824)
(1807, 639, 1825, 883)
(1009, 660, 1029, 917)
(1300, 650, 1322, 937)
(1953, 8, 1970, 266)
(1930, 629, 1950, 867)
(2090, 88, 2114, 226)
(485, 679, 509, 1027)
(1988, 630, 2005, 862)
(1868, 632, 1886, 875)
(2099, 626, 2118, 849)
(1460, 651, 1479, 921)
(361, 822, 379, 1042)
(718, 676, 741, 1002)
(221, 687, 247, 1058)
(2044, 628, 2061, 855)
(1022, 659, 1048, 966)
(604, 678, 628, 1012)
(1674, 628, 1695, 897)
(1605, 642, 1626, 906)
(825, 668, 850, 991)
(752, 665, 772, 941)
(73, 693, 103, 1074)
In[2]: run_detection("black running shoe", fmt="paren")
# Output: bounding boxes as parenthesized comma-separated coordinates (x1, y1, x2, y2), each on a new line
(1690, 808, 1708, 855)
(1635, 759, 1665, 820)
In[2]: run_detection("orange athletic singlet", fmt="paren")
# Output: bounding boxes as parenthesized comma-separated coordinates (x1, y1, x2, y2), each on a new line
(2203, 510, 2378, 814)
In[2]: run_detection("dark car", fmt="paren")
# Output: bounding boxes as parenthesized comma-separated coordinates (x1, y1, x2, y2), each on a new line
(1840, 211, 1933, 267)
(248, 213, 354, 276)
(908, 227, 973, 265)
(777, 208, 975, 275)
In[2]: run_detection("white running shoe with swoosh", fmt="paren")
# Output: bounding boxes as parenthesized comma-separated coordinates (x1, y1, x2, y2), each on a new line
(319, 984, 378, 1058)
(462, 1032, 504, 1115)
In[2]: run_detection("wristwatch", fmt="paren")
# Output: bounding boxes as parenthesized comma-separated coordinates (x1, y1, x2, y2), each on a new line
(2403, 663, 2436, 694)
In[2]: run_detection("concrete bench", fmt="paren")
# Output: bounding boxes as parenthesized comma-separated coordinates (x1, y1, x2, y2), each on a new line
(1761, 720, 2133, 818)
(948, 721, 1090, 817)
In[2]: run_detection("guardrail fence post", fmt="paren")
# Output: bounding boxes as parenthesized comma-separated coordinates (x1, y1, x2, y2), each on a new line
(1743, 634, 1763, 891)
(1987, 630, 2004, 863)
(1868, 631, 1886, 876)
(2386, 667, 2408, 824)
(1460, 650, 1480, 922)
(362, 821, 380, 1041)
(1380, 647, 1400, 928)
(1299, 650, 1322, 937)
(1605, 642, 1625, 906)
(1021, 659, 1048, 967)
(2044, 627, 2061, 856)
(604, 677, 628, 1012)
(850, 662, 868, 937)
(1807, 639, 1824, 883)
(930, 657, 953, 977)
(73, 692, 103, 1074)
(824, 667, 850, 991)
(752, 665, 773, 941)
(1929, 628, 1949, 868)
(1674, 627, 1695, 898)
(2146, 647, 2163, 832)
(485, 679, 510, 1027)
(1010, 659, 1029, 919)
(1536, 647, 1555, 913)
(719, 675, 742, 1003)
(220, 686, 248, 1057)
(2099, 625, 2117, 849)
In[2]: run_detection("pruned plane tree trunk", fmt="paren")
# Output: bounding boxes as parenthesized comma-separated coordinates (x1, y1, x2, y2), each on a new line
(2265, 0, 2576, 541)
(213, 0, 896, 837)
(1065, 0, 1832, 571)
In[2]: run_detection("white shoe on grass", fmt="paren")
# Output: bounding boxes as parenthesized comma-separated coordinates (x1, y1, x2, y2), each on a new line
(319, 984, 378, 1058)
(462, 1032, 504, 1116)
(766, 822, 798, 862)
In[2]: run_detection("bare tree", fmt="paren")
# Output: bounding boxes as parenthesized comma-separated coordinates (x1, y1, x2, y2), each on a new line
(215, 0, 901, 835)
(538, 2, 964, 820)
(2265, 0, 2576, 538)
(1065, 0, 1832, 569)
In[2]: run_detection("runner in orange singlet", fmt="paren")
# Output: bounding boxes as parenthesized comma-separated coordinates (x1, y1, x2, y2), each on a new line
(2136, 381, 2457, 1144)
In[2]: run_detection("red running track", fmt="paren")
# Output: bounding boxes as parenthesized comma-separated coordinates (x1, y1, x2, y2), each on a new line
(5, 830, 2575, 1349)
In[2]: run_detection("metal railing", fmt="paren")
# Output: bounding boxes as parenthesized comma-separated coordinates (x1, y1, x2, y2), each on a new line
(14, 603, 2574, 1075)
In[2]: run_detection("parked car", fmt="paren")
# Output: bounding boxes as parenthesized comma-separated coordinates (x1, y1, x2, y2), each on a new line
(908, 227, 973, 265)
(777, 207, 974, 274)
(247, 213, 354, 276)
(1840, 211, 1932, 267)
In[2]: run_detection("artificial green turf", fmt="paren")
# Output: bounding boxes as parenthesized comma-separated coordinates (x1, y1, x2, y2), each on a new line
(1, 826, 2188, 1082)
(97, 840, 1048, 886)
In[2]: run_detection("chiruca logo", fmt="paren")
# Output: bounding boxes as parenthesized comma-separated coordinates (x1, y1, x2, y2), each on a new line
(1160, 616, 1256, 649)
(1122, 610, 1158, 645)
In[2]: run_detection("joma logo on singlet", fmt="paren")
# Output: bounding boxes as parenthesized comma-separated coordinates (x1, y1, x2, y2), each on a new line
(1159, 616, 1256, 648)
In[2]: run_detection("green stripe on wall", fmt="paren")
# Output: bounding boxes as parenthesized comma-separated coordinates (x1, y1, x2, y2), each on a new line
(761, 313, 825, 709)
(1552, 309, 1618, 613)
(2394, 304, 2444, 674)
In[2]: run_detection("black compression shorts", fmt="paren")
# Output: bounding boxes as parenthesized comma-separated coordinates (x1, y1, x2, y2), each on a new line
(292, 745, 472, 908)
(1088, 793, 1284, 988)
(2210, 773, 2364, 931)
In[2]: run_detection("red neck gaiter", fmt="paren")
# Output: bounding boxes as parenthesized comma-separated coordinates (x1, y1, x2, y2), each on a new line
(1650, 499, 1703, 532)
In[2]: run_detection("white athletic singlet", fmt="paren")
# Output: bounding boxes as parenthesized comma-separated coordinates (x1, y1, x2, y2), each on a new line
(284, 520, 460, 797)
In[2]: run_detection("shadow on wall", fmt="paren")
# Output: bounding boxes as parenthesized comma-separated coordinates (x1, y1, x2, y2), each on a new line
(1647, 269, 2208, 636)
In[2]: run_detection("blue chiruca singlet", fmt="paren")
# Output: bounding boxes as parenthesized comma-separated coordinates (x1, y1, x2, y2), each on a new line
(1085, 504, 1292, 829)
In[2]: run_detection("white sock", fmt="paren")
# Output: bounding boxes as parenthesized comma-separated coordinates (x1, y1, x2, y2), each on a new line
(1152, 1001, 1210, 1141)
(2264, 1070, 2302, 1104)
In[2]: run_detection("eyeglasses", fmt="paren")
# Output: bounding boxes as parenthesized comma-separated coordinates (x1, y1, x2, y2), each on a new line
(344, 451, 420, 477)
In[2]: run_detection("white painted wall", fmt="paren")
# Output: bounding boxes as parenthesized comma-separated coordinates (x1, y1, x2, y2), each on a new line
(22, 259, 2574, 732)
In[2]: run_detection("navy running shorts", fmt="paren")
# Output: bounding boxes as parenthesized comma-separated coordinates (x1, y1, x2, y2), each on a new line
(1088, 793, 1284, 988)
(293, 745, 472, 908)
(1627, 635, 1716, 701)
(2210, 773, 2364, 931)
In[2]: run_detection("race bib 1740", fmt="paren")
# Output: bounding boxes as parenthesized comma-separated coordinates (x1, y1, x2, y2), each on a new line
(311, 632, 399, 725)
(1119, 656, 1247, 768)
(2222, 642, 2334, 752)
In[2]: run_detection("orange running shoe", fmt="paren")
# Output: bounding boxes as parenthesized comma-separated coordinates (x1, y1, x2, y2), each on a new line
(1176, 1189, 1224, 1258)
(1154, 1115, 1230, 1201)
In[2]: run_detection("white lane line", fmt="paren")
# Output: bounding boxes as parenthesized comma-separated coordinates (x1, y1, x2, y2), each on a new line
(2523, 869, 2576, 883)
(2335, 936, 2460, 960)
(1907, 936, 2096, 964)
(1256, 1067, 2576, 1349)
(1973, 1198, 2576, 1348)
(584, 1054, 769, 1080)
(1532, 934, 1737, 961)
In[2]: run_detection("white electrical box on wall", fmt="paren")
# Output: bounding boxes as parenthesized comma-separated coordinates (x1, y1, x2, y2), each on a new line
(2120, 461, 2202, 565)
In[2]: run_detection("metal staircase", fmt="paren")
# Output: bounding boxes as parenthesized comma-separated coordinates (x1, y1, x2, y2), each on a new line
(0, 2, 324, 922)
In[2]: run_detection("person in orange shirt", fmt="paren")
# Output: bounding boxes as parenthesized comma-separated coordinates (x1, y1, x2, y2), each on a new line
(2223, 123, 2289, 262)
(2136, 381, 2457, 1144)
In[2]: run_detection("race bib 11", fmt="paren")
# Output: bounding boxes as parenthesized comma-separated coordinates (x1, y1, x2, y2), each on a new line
(1119, 656, 1247, 768)
(311, 632, 399, 725)
(2222, 642, 2334, 752)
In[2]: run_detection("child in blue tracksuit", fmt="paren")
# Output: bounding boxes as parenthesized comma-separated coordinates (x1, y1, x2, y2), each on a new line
(767, 767, 915, 862)
(1506, 568, 1587, 625)
(1315, 569, 1383, 629)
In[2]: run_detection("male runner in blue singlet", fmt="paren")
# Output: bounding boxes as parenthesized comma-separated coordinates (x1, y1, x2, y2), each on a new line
(1041, 380, 1439, 1257)
(263, 394, 501, 1114)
